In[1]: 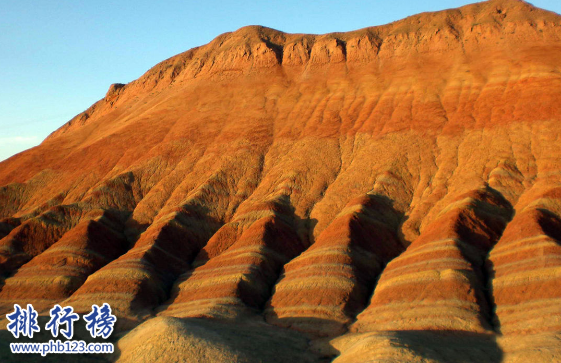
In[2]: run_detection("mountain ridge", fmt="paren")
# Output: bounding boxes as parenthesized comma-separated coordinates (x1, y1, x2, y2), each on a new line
(41, 0, 560, 141)
(1, 0, 561, 362)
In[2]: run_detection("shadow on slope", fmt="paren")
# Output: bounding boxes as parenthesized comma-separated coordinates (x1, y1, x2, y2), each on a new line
(112, 316, 322, 363)
(327, 329, 503, 363)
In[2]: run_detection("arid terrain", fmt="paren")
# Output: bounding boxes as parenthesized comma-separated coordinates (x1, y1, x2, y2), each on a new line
(1, 0, 561, 361)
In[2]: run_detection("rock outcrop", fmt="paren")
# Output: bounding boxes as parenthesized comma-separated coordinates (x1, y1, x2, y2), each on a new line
(1, 0, 561, 361)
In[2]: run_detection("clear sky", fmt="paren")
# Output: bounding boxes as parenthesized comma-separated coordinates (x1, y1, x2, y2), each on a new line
(1, 0, 560, 162)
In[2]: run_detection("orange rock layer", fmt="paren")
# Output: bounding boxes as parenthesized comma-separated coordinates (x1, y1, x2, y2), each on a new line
(351, 187, 512, 333)
(1, 0, 561, 361)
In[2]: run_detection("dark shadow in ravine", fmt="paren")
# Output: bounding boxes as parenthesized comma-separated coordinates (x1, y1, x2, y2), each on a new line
(128, 203, 222, 318)
(486, 206, 561, 334)
(456, 186, 513, 332)
(0, 218, 20, 241)
(262, 194, 407, 339)
(0, 208, 132, 317)
(343, 194, 406, 323)
(256, 195, 319, 312)
(156, 193, 318, 318)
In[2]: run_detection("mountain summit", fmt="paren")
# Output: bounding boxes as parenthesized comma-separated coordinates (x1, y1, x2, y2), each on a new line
(1, 1, 561, 362)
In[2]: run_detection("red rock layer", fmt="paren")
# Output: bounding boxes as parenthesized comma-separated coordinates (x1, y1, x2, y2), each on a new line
(0, 211, 127, 313)
(351, 187, 512, 333)
(0, 0, 558, 249)
(490, 200, 561, 335)
(265, 193, 404, 336)
(0, 205, 85, 274)
(0, 1, 559, 358)
(59, 146, 274, 321)
(159, 195, 305, 319)
(61, 203, 219, 321)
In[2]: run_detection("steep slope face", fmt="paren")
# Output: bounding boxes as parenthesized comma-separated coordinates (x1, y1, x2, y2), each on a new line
(265, 192, 405, 336)
(490, 197, 561, 335)
(1, 0, 561, 362)
(351, 187, 512, 334)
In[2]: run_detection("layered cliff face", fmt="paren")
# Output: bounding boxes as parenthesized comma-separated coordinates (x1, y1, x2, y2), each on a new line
(1, 0, 561, 361)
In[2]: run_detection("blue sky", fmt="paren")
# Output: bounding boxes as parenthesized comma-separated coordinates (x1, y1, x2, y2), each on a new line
(1, 0, 560, 161)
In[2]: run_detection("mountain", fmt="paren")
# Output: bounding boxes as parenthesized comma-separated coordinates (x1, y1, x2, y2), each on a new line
(1, 0, 561, 361)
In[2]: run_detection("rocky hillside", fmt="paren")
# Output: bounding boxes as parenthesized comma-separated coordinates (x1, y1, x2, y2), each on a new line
(1, 0, 561, 361)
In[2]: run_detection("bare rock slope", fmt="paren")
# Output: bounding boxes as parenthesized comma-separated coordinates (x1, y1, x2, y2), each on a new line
(1, 0, 561, 361)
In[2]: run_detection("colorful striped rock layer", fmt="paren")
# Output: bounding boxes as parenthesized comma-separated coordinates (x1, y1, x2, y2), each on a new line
(1, 0, 561, 362)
